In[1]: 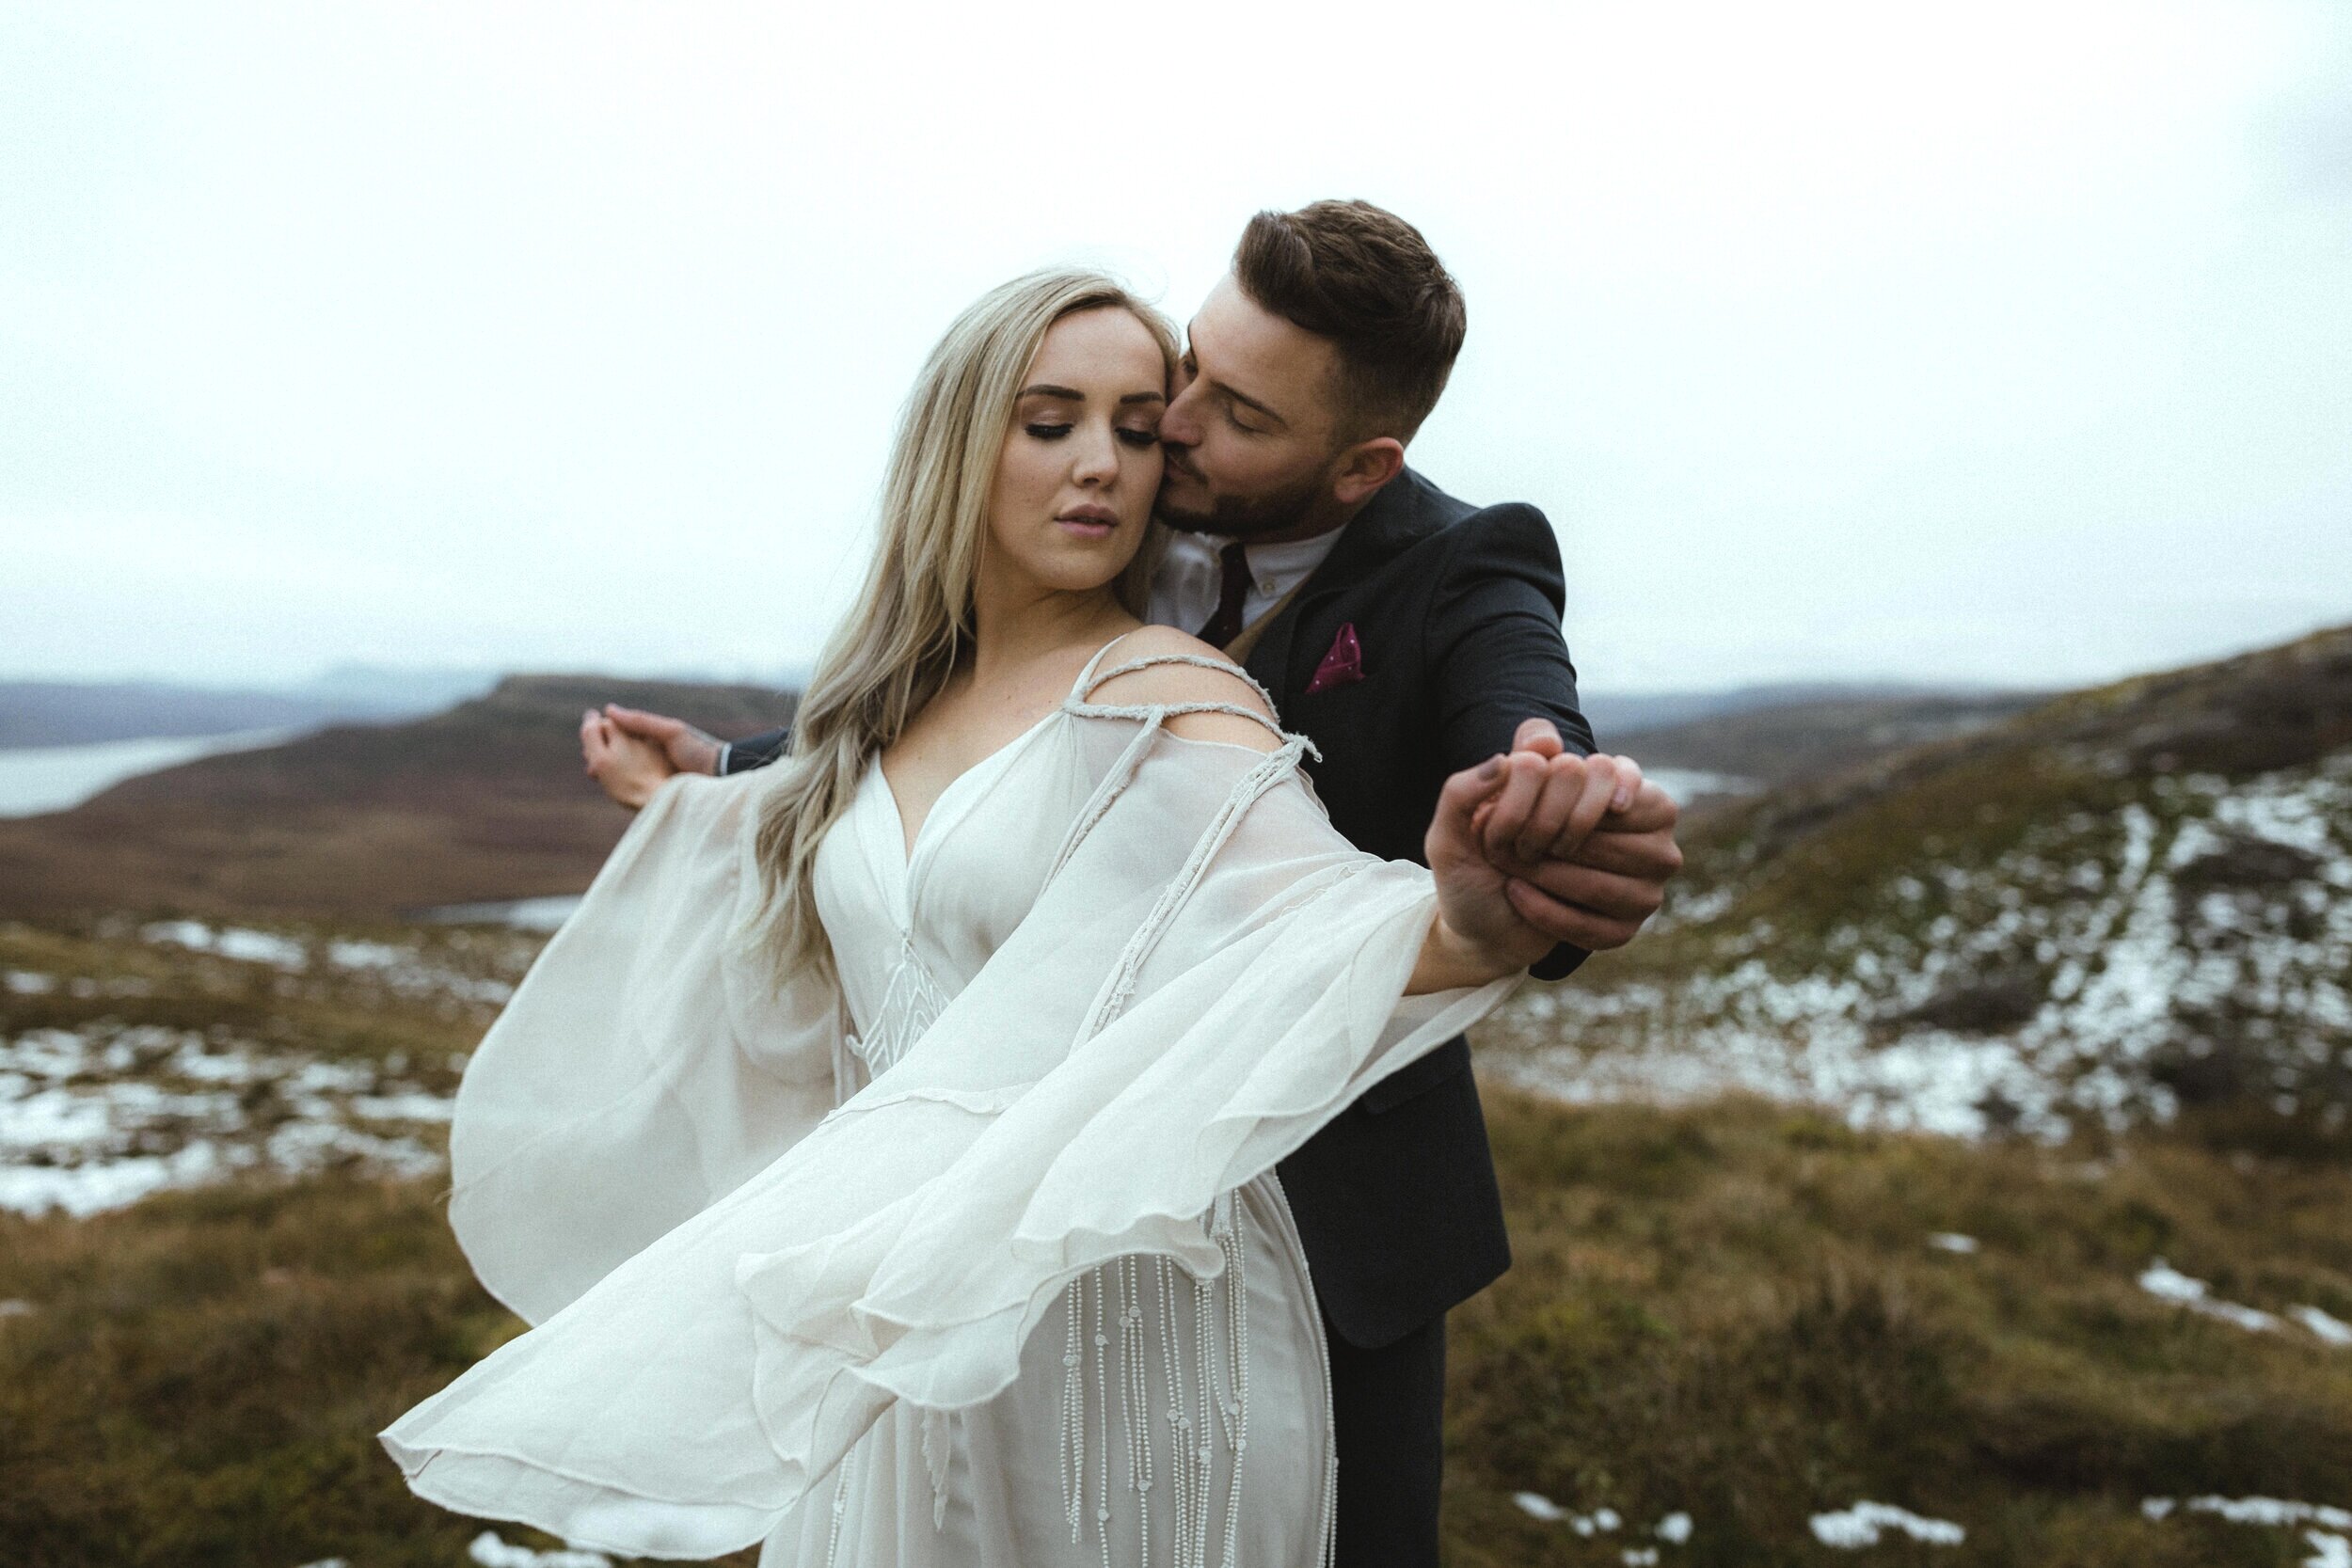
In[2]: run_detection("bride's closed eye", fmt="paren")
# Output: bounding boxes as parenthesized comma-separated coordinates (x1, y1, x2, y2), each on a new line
(1023, 421, 1161, 449)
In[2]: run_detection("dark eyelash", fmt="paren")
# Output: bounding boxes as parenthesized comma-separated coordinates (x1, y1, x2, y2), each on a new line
(1029, 422, 1159, 449)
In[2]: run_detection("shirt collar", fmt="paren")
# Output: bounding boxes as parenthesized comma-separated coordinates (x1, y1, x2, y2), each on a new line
(1164, 523, 1346, 592)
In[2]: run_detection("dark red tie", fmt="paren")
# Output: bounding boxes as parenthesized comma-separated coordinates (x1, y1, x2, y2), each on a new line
(1194, 541, 1253, 649)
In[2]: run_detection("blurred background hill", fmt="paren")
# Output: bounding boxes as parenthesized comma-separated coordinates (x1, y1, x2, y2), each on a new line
(0, 674, 797, 919)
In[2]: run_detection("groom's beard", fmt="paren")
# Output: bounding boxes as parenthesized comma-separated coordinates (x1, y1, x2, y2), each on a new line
(1152, 451, 1331, 542)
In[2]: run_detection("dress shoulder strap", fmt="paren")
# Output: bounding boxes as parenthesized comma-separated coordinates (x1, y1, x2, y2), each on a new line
(1068, 627, 1146, 699)
(1069, 650, 1289, 745)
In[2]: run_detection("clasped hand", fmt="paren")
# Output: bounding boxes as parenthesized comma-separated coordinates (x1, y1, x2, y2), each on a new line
(1425, 718, 1682, 983)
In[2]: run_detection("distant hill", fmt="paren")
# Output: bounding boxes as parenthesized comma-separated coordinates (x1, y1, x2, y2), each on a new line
(0, 681, 366, 750)
(267, 663, 509, 719)
(1581, 679, 2030, 743)
(1597, 689, 2045, 790)
(1490, 623, 2352, 1148)
(0, 674, 797, 919)
(0, 666, 516, 750)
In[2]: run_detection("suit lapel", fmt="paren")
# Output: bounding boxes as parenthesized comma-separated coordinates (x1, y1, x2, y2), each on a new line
(1241, 468, 1451, 704)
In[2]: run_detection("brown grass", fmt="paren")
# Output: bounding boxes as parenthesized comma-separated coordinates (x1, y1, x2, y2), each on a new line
(1, 1091, 2344, 1566)
(1442, 1090, 2352, 1565)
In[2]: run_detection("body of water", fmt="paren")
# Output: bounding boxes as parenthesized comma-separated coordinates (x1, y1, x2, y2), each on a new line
(0, 727, 310, 817)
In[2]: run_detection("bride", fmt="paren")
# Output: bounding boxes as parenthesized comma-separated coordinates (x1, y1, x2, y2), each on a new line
(380, 269, 1603, 1566)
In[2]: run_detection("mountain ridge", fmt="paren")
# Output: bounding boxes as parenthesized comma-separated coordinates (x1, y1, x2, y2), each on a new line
(0, 673, 799, 919)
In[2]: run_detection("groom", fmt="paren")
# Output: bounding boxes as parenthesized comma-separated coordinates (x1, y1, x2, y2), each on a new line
(587, 200, 1680, 1566)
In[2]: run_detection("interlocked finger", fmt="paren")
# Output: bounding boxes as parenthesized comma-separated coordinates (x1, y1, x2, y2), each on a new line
(1510, 752, 1587, 864)
(1502, 878, 1643, 951)
(1478, 752, 1552, 869)
(1547, 754, 1621, 861)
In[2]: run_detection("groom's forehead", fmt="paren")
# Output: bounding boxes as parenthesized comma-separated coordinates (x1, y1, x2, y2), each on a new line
(1185, 286, 1335, 412)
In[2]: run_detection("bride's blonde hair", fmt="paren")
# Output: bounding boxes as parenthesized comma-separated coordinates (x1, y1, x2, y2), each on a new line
(741, 268, 1178, 985)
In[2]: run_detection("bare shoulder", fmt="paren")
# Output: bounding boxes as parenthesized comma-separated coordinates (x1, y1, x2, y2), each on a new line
(1086, 626, 1283, 752)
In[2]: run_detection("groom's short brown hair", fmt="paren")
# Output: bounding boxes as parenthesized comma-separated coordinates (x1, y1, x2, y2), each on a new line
(1232, 199, 1466, 445)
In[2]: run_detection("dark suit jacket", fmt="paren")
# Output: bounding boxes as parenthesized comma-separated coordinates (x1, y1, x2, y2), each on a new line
(721, 467, 1594, 1346)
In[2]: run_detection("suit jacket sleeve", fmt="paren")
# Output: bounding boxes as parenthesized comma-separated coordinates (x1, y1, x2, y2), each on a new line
(1424, 502, 1596, 984)
(720, 725, 793, 775)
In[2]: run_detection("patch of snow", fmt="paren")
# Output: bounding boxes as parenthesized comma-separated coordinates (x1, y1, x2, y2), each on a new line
(1622, 1551, 1659, 1566)
(1927, 1232, 1979, 1253)
(0, 1298, 34, 1317)
(350, 1091, 455, 1123)
(1656, 1512, 1693, 1543)
(468, 1530, 612, 1568)
(2138, 1260, 2282, 1333)
(2143, 1497, 2352, 1563)
(325, 937, 516, 1004)
(1496, 755, 2352, 1143)
(2157, 1497, 2352, 1530)
(427, 896, 584, 933)
(4, 970, 56, 994)
(2292, 1306, 2352, 1348)
(143, 920, 308, 970)
(326, 939, 408, 970)
(1810, 1501, 1965, 1548)
(1514, 1494, 1630, 1537)
(132, 922, 520, 1005)
(0, 1023, 451, 1216)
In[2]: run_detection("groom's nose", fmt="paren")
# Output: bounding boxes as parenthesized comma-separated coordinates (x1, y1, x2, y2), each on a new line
(1159, 382, 1205, 451)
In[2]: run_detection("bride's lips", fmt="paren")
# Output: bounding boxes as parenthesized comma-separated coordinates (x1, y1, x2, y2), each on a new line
(1057, 504, 1118, 538)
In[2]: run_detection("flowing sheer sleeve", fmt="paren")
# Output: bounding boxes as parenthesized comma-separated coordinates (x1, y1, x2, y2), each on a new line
(382, 716, 1521, 1558)
(444, 768, 849, 1325)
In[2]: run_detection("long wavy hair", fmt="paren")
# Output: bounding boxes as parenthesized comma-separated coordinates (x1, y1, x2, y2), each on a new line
(739, 269, 1178, 987)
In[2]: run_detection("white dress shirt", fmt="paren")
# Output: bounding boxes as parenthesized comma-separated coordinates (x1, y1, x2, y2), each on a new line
(1146, 525, 1346, 641)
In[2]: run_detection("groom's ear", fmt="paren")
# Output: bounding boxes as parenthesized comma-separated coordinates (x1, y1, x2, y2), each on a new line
(1331, 436, 1406, 508)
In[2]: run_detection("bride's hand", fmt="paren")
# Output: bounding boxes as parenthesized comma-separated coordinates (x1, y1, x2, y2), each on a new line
(1411, 752, 1583, 990)
(580, 708, 680, 811)
(1467, 719, 1679, 951)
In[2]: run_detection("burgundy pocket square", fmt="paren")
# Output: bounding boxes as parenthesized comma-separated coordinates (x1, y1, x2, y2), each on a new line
(1304, 622, 1365, 695)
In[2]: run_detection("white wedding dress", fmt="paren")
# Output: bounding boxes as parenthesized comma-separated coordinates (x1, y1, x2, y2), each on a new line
(380, 630, 1525, 1567)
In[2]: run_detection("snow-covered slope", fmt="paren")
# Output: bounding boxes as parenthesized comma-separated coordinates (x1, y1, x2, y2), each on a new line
(1491, 626, 2352, 1144)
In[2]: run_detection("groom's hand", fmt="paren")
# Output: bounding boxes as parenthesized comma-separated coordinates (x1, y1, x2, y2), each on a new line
(581, 704, 723, 810)
(1470, 718, 1682, 952)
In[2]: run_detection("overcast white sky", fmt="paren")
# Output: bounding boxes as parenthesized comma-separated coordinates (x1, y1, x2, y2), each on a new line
(5, 0, 2347, 695)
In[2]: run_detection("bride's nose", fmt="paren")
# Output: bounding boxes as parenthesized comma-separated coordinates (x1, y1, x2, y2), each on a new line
(1071, 421, 1120, 486)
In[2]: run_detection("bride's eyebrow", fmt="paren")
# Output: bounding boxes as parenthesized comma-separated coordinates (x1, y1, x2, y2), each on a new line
(1016, 386, 1168, 405)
